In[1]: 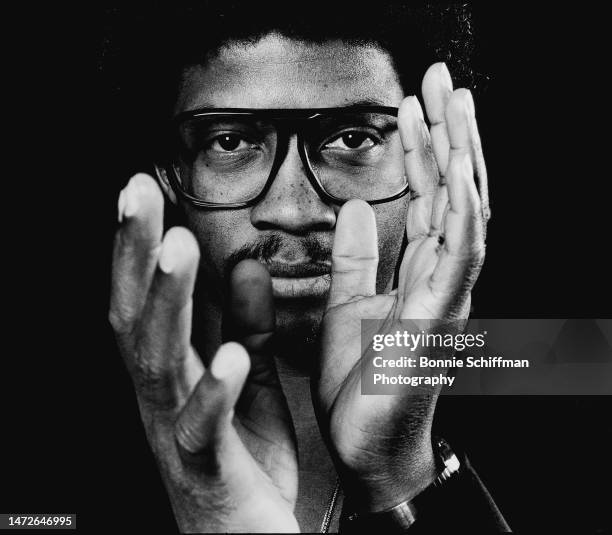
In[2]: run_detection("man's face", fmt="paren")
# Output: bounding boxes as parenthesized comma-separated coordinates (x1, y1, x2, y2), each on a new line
(171, 34, 409, 340)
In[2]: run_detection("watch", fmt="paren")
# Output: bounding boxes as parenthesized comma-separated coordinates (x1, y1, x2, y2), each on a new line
(342, 437, 461, 533)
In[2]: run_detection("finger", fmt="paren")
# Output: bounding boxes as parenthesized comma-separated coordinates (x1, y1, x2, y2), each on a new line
(326, 199, 378, 309)
(446, 88, 490, 226)
(431, 154, 484, 308)
(430, 184, 449, 238)
(109, 173, 164, 344)
(136, 227, 203, 406)
(422, 62, 454, 177)
(225, 260, 277, 384)
(398, 96, 440, 241)
(466, 93, 490, 224)
(398, 237, 438, 296)
(422, 63, 453, 236)
(228, 260, 275, 336)
(175, 342, 250, 463)
(446, 88, 473, 162)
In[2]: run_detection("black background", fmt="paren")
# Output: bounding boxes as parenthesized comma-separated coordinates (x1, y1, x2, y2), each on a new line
(2, 4, 611, 533)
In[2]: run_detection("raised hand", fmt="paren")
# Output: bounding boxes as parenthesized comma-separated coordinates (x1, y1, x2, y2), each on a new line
(314, 63, 488, 511)
(109, 174, 298, 532)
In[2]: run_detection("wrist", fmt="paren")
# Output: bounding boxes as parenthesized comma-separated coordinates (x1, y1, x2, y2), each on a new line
(341, 437, 462, 533)
(343, 439, 437, 513)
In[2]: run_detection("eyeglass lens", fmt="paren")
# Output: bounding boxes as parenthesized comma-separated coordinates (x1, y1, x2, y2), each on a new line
(175, 112, 406, 203)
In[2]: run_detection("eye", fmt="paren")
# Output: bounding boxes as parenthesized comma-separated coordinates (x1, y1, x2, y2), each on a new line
(210, 134, 254, 152)
(323, 131, 376, 151)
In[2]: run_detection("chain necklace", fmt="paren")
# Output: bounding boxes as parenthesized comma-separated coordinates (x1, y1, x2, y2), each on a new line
(319, 478, 340, 533)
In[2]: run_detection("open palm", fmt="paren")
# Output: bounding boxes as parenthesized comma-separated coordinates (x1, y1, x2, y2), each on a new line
(313, 63, 488, 509)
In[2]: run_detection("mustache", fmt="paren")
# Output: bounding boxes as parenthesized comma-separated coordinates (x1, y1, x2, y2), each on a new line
(223, 234, 332, 283)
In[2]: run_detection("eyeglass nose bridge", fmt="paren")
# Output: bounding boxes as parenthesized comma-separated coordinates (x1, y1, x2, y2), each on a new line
(164, 108, 411, 209)
(250, 120, 346, 207)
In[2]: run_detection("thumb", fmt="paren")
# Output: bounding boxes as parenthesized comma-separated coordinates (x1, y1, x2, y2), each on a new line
(326, 199, 378, 310)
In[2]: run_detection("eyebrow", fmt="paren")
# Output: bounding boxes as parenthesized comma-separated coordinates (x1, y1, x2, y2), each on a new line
(345, 98, 389, 107)
(178, 97, 391, 116)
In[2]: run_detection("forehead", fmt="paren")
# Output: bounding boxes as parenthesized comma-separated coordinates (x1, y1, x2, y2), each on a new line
(175, 34, 404, 113)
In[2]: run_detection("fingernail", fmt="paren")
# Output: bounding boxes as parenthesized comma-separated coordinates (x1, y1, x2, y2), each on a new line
(438, 62, 452, 88)
(117, 189, 126, 223)
(210, 343, 245, 380)
(411, 95, 425, 121)
(123, 179, 140, 219)
(465, 90, 475, 117)
(158, 240, 176, 274)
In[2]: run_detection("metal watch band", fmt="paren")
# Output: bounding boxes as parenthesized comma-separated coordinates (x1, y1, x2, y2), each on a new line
(343, 437, 461, 532)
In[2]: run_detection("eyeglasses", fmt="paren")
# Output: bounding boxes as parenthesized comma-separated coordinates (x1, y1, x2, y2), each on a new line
(162, 106, 409, 209)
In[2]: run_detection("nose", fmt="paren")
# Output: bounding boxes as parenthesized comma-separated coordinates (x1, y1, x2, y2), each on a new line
(250, 136, 337, 235)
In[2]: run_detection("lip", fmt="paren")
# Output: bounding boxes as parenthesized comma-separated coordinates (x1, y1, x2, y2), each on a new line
(262, 260, 331, 299)
(271, 274, 331, 299)
(265, 260, 331, 278)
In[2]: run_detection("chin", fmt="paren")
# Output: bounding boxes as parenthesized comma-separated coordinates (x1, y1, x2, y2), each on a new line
(273, 297, 325, 372)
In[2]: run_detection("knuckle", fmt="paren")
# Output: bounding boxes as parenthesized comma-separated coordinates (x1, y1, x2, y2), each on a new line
(467, 247, 486, 275)
(175, 422, 221, 474)
(108, 307, 134, 335)
(332, 254, 379, 272)
(175, 419, 204, 455)
(134, 355, 167, 387)
(473, 247, 486, 267)
(470, 131, 483, 155)
(466, 197, 482, 221)
(131, 352, 176, 408)
(482, 203, 492, 224)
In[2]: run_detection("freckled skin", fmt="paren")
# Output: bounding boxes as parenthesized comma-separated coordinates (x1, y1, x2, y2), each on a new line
(166, 34, 410, 362)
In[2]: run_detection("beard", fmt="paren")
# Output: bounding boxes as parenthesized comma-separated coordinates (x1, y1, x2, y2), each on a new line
(192, 224, 404, 373)
(272, 295, 325, 374)
(222, 233, 332, 283)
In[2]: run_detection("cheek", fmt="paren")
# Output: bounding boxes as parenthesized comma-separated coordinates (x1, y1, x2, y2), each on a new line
(373, 198, 409, 291)
(182, 206, 254, 281)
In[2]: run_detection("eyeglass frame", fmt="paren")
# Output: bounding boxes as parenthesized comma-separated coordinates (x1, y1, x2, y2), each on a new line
(159, 105, 410, 209)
